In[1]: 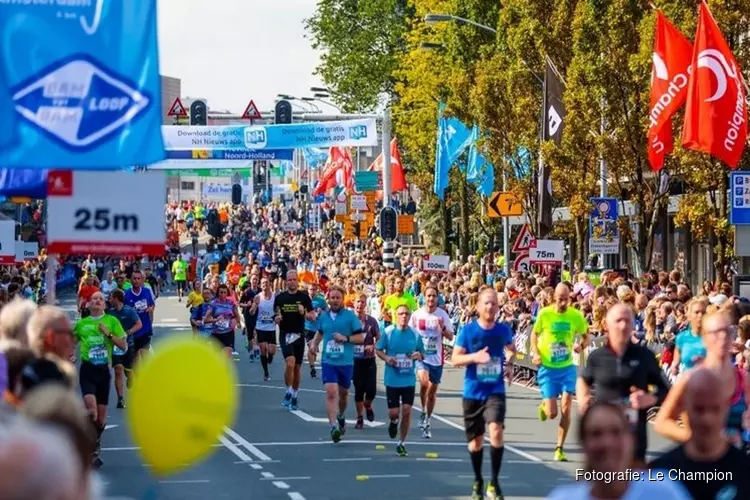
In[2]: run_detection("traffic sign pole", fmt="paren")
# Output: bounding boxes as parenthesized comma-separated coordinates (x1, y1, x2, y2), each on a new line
(502, 171, 510, 275)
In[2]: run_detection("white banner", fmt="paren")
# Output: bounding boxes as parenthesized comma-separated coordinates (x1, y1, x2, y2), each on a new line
(529, 240, 564, 264)
(0, 221, 15, 264)
(422, 255, 450, 273)
(15, 242, 39, 262)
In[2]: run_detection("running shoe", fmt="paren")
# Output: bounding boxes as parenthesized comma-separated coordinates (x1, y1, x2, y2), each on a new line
(116, 397, 125, 409)
(337, 415, 346, 435)
(486, 484, 503, 500)
(282, 393, 292, 407)
(331, 427, 342, 443)
(396, 444, 408, 457)
(263, 375, 270, 382)
(470, 481, 483, 500)
(419, 413, 426, 429)
(92, 456, 103, 469)
(538, 403, 548, 422)
(355, 417, 364, 430)
(553, 447, 568, 462)
(290, 398, 298, 411)
(310, 367, 317, 378)
(365, 405, 375, 422)
(422, 425, 432, 439)
(388, 420, 398, 439)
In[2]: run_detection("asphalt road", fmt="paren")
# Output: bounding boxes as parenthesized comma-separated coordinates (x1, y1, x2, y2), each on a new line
(57, 286, 674, 500)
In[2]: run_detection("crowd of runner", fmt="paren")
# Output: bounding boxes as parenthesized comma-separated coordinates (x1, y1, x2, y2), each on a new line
(1, 198, 750, 499)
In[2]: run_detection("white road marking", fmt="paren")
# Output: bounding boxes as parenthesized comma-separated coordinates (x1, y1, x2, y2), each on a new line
(104, 424, 119, 430)
(415, 458, 464, 463)
(260, 476, 311, 481)
(273, 481, 290, 489)
(152, 322, 191, 328)
(288, 493, 307, 500)
(235, 382, 543, 462)
(158, 480, 211, 484)
(162, 318, 180, 323)
(250, 463, 263, 470)
(261, 472, 275, 478)
(218, 435, 254, 463)
(323, 457, 371, 462)
(250, 440, 467, 447)
(289, 409, 385, 428)
(361, 474, 410, 479)
(458, 475, 510, 479)
(101, 446, 139, 451)
(224, 427, 273, 461)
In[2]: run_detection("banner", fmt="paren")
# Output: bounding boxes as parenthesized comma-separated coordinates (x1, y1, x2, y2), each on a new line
(165, 149, 293, 161)
(539, 57, 566, 236)
(203, 184, 233, 197)
(589, 197, 620, 254)
(163, 169, 252, 177)
(163, 118, 378, 151)
(0, 1, 165, 168)
(434, 103, 473, 200)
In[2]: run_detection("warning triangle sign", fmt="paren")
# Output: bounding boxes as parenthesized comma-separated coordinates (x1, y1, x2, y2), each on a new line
(512, 224, 536, 253)
(167, 97, 187, 117)
(242, 99, 262, 119)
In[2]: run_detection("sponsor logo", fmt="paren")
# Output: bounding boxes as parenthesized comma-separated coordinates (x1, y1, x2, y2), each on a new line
(547, 105, 562, 137)
(648, 52, 690, 129)
(348, 125, 368, 140)
(244, 127, 267, 149)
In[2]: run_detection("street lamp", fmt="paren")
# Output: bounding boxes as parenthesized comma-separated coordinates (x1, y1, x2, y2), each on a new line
(299, 97, 322, 113)
(310, 86, 330, 94)
(424, 13, 497, 34)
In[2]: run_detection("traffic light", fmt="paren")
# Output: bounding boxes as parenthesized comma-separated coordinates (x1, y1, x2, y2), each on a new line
(231, 184, 242, 205)
(275, 100, 292, 124)
(379, 207, 398, 241)
(190, 100, 207, 126)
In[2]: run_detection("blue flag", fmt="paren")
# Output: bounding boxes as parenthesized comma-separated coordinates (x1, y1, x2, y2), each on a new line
(434, 103, 473, 200)
(303, 148, 328, 169)
(467, 127, 495, 197)
(0, 1, 165, 169)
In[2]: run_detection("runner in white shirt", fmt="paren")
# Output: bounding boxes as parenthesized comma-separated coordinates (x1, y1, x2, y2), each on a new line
(410, 284, 454, 439)
(100, 271, 117, 302)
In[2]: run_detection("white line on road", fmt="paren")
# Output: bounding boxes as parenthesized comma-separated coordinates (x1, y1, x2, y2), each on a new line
(219, 435, 254, 463)
(261, 472, 275, 478)
(249, 440, 467, 447)
(224, 427, 273, 461)
(158, 480, 211, 484)
(236, 383, 542, 462)
(161, 318, 180, 323)
(102, 447, 139, 451)
(273, 481, 290, 489)
(323, 457, 371, 462)
(289, 409, 385, 428)
(362, 474, 410, 479)
(260, 476, 311, 481)
(288, 493, 307, 500)
(250, 464, 263, 470)
(416, 458, 464, 463)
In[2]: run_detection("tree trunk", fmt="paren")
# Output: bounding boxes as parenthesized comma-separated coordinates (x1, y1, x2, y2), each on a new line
(575, 216, 585, 272)
(441, 200, 450, 256)
(461, 176, 470, 263)
(714, 170, 729, 285)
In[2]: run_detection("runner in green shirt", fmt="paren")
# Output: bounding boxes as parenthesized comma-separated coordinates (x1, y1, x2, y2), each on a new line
(172, 256, 189, 302)
(383, 276, 418, 325)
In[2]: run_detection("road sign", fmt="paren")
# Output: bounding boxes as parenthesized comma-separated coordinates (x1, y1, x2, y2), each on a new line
(46, 170, 167, 255)
(422, 254, 450, 273)
(397, 215, 414, 234)
(513, 253, 531, 273)
(167, 97, 187, 117)
(512, 224, 535, 253)
(15, 242, 39, 263)
(589, 197, 619, 254)
(731, 172, 750, 225)
(242, 99, 262, 120)
(350, 194, 368, 211)
(0, 220, 15, 264)
(529, 239, 564, 264)
(488, 191, 523, 218)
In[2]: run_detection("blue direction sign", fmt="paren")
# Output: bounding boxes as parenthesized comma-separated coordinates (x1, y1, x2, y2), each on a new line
(730, 172, 750, 225)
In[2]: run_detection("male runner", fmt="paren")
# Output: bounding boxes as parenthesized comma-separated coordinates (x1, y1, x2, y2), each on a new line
(124, 270, 156, 363)
(305, 281, 328, 379)
(309, 285, 364, 443)
(74, 291, 127, 468)
(410, 284, 454, 439)
(353, 293, 380, 429)
(451, 288, 515, 500)
(172, 255, 188, 302)
(275, 270, 315, 410)
(531, 283, 589, 462)
(108, 289, 142, 409)
(382, 276, 418, 326)
(254, 277, 276, 381)
(376, 304, 424, 457)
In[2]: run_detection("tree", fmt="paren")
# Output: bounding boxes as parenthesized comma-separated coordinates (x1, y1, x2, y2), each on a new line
(305, 0, 414, 112)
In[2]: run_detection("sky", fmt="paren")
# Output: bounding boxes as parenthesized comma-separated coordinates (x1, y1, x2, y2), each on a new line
(157, 0, 329, 114)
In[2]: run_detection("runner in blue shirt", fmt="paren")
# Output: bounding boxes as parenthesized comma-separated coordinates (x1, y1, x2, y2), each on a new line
(309, 285, 364, 443)
(376, 304, 425, 457)
(451, 288, 515, 500)
(123, 270, 156, 363)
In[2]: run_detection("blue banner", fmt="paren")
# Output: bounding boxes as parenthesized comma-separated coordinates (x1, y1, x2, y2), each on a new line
(589, 197, 620, 254)
(303, 148, 328, 169)
(0, 1, 165, 169)
(434, 103, 473, 200)
(166, 149, 294, 161)
(466, 126, 495, 197)
(162, 118, 378, 151)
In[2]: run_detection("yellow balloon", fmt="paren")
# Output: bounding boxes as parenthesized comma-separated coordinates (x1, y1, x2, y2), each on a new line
(126, 336, 238, 476)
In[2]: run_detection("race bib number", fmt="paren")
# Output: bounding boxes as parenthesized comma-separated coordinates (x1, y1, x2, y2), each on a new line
(477, 358, 502, 383)
(551, 343, 570, 364)
(394, 354, 413, 374)
(353, 344, 365, 358)
(425, 337, 439, 356)
(326, 340, 344, 359)
(285, 333, 300, 344)
(216, 319, 231, 331)
(134, 299, 148, 313)
(113, 342, 127, 356)
(88, 344, 108, 365)
(260, 311, 273, 322)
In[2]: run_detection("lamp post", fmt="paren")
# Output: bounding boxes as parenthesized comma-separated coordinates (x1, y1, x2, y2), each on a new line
(424, 13, 497, 34)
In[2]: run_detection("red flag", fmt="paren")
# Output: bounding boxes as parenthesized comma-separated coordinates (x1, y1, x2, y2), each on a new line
(312, 147, 354, 197)
(647, 11, 693, 171)
(367, 139, 407, 192)
(682, 2, 747, 169)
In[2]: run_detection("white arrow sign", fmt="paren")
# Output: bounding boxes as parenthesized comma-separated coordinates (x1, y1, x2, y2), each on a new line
(290, 409, 384, 428)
